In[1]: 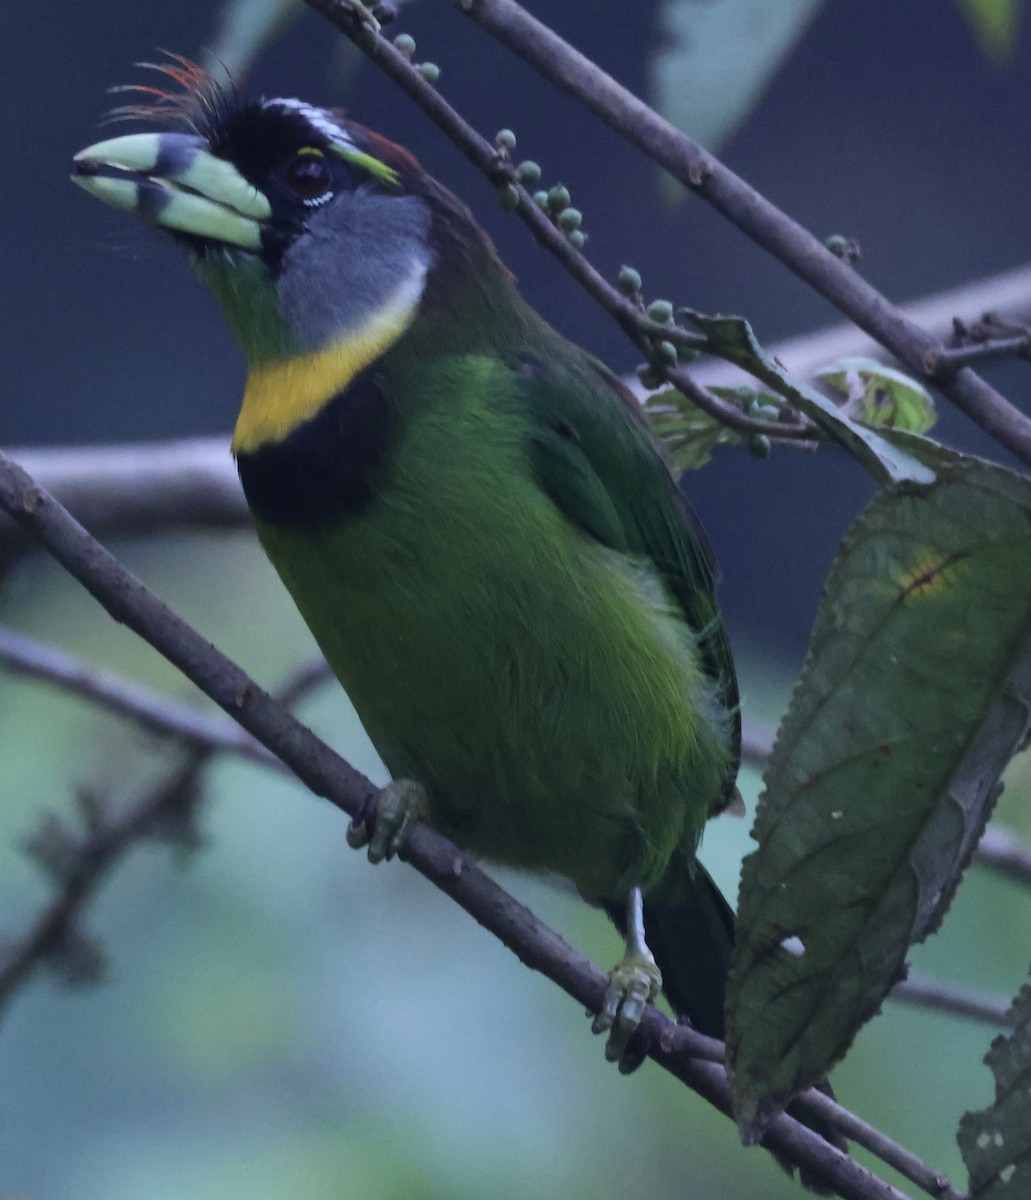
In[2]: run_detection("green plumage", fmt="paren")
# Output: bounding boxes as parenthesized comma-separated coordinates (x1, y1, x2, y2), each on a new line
(71, 81, 741, 1042)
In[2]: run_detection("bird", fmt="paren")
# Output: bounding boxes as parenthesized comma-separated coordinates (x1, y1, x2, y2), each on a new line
(71, 59, 742, 1071)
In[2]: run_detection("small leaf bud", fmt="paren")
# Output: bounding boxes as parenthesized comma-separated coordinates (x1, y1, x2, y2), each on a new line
(646, 299, 674, 325)
(516, 160, 541, 186)
(652, 340, 678, 367)
(497, 183, 520, 211)
(546, 185, 571, 213)
(618, 265, 642, 295)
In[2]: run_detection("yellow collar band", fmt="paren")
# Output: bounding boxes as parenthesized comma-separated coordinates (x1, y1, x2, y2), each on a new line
(232, 258, 427, 454)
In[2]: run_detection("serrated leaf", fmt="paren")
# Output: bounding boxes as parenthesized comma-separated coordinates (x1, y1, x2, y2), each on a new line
(956, 0, 1023, 63)
(959, 979, 1031, 1197)
(726, 461, 1031, 1139)
(644, 387, 743, 469)
(685, 310, 935, 486)
(815, 356, 938, 435)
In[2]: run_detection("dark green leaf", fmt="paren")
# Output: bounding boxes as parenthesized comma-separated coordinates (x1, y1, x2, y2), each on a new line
(959, 979, 1031, 1197)
(685, 310, 935, 486)
(726, 461, 1031, 1139)
(815, 356, 937, 435)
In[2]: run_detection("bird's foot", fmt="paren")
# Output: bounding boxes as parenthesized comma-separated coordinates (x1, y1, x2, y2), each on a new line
(591, 886, 662, 1073)
(346, 779, 428, 863)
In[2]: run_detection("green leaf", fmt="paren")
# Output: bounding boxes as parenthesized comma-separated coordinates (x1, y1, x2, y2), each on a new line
(684, 310, 935, 486)
(959, 979, 1031, 1197)
(956, 0, 1023, 63)
(726, 461, 1031, 1139)
(651, 0, 826, 151)
(644, 387, 743, 469)
(814, 356, 938, 435)
(204, 0, 304, 79)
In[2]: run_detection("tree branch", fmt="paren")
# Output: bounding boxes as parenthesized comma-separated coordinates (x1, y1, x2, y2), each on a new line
(0, 653, 328, 1011)
(0, 624, 319, 773)
(890, 972, 1016, 1029)
(0, 450, 952, 1200)
(449, 0, 1031, 468)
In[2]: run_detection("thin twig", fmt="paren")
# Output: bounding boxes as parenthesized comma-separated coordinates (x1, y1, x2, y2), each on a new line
(0, 450, 939, 1200)
(927, 334, 1031, 374)
(976, 826, 1031, 889)
(0, 653, 329, 1012)
(450, 0, 1031, 468)
(890, 972, 1015, 1029)
(0, 624, 300, 772)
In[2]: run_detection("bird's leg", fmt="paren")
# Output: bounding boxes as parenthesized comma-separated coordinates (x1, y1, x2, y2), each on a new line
(592, 886, 662, 1073)
(346, 779, 428, 863)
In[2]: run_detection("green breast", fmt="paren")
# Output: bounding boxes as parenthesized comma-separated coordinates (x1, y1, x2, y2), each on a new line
(253, 354, 729, 902)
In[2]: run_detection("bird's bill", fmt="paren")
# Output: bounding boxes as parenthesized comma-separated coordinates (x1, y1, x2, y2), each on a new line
(72, 132, 271, 251)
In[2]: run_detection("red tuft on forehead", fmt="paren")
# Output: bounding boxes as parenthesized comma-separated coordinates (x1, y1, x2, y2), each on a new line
(103, 53, 238, 139)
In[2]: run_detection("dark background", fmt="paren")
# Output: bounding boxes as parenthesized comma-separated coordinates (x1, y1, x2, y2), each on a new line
(6, 0, 1031, 662)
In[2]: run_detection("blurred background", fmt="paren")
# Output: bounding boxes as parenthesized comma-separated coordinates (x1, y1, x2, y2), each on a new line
(2, 0, 1030, 1197)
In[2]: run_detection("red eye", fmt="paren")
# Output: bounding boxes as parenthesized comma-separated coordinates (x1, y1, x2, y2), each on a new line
(285, 154, 332, 202)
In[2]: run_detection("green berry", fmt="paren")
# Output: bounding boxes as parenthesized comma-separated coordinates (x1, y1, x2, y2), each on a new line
(393, 33, 416, 56)
(636, 364, 663, 389)
(618, 265, 642, 295)
(749, 434, 772, 459)
(494, 129, 517, 152)
(533, 190, 549, 211)
(417, 62, 440, 84)
(567, 229, 586, 250)
(516, 160, 541, 186)
(652, 340, 678, 367)
(647, 299, 674, 324)
(497, 183, 520, 211)
(558, 207, 582, 231)
(546, 185, 570, 213)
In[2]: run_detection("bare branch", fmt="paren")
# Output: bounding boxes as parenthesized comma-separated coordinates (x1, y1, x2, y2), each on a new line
(976, 825, 1031, 889)
(0, 452, 949, 1200)
(891, 972, 1016, 1029)
(690, 262, 1031, 389)
(0, 438, 247, 556)
(450, 0, 1031, 466)
(0, 652, 329, 1012)
(0, 624, 301, 772)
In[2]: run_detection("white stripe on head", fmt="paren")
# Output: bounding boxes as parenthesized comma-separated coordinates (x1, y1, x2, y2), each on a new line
(262, 98, 354, 149)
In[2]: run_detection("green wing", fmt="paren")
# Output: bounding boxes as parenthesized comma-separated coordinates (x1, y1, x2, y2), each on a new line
(516, 349, 740, 806)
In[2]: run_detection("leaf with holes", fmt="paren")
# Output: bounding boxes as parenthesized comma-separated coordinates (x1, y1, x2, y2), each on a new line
(685, 309, 935, 485)
(726, 461, 1031, 1140)
(959, 979, 1031, 1197)
(815, 356, 937, 435)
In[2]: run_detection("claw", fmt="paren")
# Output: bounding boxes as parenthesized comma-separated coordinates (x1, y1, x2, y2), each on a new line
(345, 779, 428, 863)
(591, 886, 661, 1071)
